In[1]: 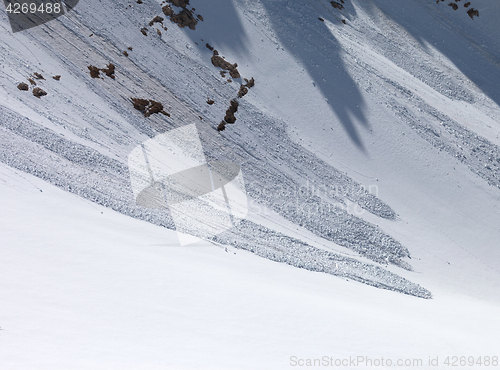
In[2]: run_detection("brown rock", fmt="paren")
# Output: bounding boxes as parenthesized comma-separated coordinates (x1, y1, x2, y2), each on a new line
(170, 9, 198, 30)
(217, 122, 226, 132)
(101, 63, 115, 79)
(331, 1, 344, 10)
(88, 65, 101, 78)
(33, 87, 47, 98)
(149, 15, 164, 26)
(245, 77, 255, 88)
(162, 4, 174, 16)
(467, 8, 479, 18)
(170, 0, 189, 8)
(17, 83, 29, 91)
(238, 85, 248, 98)
(53, 75, 61, 80)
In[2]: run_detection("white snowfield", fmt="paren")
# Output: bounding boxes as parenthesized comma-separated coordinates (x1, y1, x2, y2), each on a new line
(1, 0, 499, 368)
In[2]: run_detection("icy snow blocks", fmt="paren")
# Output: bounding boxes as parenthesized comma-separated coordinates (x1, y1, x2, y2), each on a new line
(3, 0, 79, 33)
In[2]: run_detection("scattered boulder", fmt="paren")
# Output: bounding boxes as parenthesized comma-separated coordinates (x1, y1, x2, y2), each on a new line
(206, 43, 214, 51)
(217, 121, 226, 132)
(131, 98, 149, 111)
(318, 17, 324, 22)
(33, 72, 45, 80)
(464, 1, 470, 6)
(238, 85, 248, 98)
(467, 8, 479, 18)
(244, 77, 255, 88)
(141, 27, 148, 36)
(224, 99, 239, 124)
(211, 50, 240, 78)
(17, 82, 29, 91)
(53, 75, 61, 80)
(170, 8, 198, 30)
(162, 0, 200, 30)
(88, 65, 101, 78)
(101, 64, 115, 79)
(162, 4, 174, 16)
(331, 1, 344, 10)
(88, 64, 115, 79)
(131, 98, 170, 117)
(170, 0, 189, 7)
(28, 78, 36, 85)
(207, 99, 215, 105)
(449, 3, 458, 10)
(123, 51, 129, 57)
(149, 15, 164, 26)
(32, 87, 47, 98)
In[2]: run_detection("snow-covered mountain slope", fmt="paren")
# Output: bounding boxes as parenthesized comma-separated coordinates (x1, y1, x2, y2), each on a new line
(1, 162, 499, 369)
(1, 0, 500, 367)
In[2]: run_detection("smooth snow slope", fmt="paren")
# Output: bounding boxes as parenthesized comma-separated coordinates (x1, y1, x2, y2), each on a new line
(1, 162, 499, 370)
(1, 0, 500, 367)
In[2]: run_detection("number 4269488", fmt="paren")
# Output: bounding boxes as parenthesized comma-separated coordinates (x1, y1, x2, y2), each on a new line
(444, 356, 498, 367)
(5, 2, 62, 14)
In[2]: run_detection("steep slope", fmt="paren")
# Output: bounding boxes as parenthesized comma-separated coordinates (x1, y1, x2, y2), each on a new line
(0, 0, 499, 341)
(0, 0, 447, 297)
(2, 0, 500, 368)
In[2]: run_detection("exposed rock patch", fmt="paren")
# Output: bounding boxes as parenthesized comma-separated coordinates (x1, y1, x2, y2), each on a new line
(211, 50, 240, 79)
(331, 0, 344, 10)
(17, 83, 29, 91)
(32, 87, 47, 98)
(131, 98, 170, 117)
(101, 64, 116, 79)
(162, 0, 201, 30)
(88, 64, 116, 79)
(467, 8, 479, 19)
(437, 0, 479, 19)
(149, 15, 164, 26)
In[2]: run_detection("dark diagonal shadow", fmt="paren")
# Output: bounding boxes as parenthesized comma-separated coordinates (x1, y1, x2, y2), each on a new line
(259, 0, 369, 150)
(184, 0, 249, 53)
(185, 0, 368, 150)
(360, 0, 500, 109)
